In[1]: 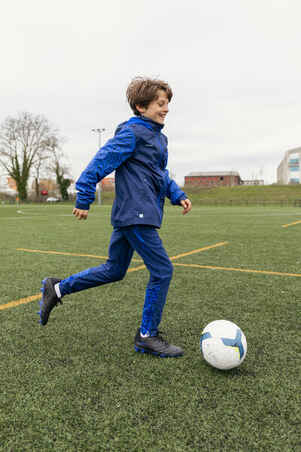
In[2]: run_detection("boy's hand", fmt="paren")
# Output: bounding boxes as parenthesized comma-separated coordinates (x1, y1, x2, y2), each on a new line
(72, 208, 88, 220)
(180, 198, 192, 215)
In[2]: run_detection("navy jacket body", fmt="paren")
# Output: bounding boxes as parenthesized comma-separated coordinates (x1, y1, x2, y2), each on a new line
(75, 116, 187, 228)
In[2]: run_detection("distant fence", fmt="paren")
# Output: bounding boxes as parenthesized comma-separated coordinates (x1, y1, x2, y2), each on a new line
(198, 199, 301, 207)
(1, 197, 301, 207)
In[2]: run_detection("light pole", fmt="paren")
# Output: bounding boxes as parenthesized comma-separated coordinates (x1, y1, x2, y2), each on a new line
(91, 128, 106, 205)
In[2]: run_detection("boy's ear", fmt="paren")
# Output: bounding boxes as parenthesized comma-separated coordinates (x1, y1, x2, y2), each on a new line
(135, 104, 145, 114)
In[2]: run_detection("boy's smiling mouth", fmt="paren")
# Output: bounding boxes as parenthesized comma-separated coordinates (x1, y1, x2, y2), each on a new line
(158, 113, 167, 122)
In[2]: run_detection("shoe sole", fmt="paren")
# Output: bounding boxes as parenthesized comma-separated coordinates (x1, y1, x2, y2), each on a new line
(38, 278, 49, 326)
(134, 345, 183, 358)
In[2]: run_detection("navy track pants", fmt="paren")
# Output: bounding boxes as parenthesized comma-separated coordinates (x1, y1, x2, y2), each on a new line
(59, 225, 173, 336)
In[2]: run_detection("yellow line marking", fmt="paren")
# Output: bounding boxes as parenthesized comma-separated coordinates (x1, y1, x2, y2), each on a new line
(5, 256, 300, 310)
(16, 242, 227, 273)
(5, 242, 227, 312)
(169, 242, 228, 261)
(16, 248, 142, 263)
(127, 264, 147, 273)
(5, 241, 300, 312)
(0, 294, 41, 311)
(173, 262, 301, 278)
(282, 220, 301, 228)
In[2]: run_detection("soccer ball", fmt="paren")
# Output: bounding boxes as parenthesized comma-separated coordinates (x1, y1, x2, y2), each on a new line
(200, 320, 247, 370)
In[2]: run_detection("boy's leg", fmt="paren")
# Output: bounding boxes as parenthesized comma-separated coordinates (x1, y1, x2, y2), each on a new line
(123, 225, 183, 357)
(39, 228, 134, 325)
(59, 228, 134, 296)
(124, 226, 173, 336)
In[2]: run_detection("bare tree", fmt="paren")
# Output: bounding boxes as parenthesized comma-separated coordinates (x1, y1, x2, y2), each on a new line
(48, 143, 72, 201)
(0, 112, 61, 200)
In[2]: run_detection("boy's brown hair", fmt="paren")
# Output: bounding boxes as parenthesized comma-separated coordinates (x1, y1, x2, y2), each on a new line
(126, 77, 173, 116)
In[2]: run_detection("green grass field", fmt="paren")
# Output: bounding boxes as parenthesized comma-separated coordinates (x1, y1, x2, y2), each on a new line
(1, 204, 301, 451)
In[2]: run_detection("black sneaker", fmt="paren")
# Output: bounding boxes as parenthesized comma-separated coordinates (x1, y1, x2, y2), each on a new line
(39, 278, 62, 326)
(134, 329, 184, 358)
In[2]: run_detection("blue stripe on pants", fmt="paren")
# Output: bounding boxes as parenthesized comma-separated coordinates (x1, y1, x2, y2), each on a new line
(59, 225, 173, 336)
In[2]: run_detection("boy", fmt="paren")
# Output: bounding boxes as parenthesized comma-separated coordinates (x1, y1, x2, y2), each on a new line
(39, 77, 192, 358)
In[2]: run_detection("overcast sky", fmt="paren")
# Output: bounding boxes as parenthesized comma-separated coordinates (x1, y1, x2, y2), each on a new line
(1, 0, 301, 185)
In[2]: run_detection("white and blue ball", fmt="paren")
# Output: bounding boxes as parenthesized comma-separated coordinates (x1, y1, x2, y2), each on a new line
(200, 320, 247, 370)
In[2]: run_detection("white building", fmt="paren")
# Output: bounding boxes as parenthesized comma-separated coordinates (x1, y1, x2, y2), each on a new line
(277, 147, 301, 184)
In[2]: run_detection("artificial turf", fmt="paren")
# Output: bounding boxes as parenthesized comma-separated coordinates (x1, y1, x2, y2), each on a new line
(1, 204, 300, 451)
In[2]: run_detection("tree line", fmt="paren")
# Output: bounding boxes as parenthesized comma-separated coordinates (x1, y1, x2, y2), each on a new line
(0, 112, 72, 201)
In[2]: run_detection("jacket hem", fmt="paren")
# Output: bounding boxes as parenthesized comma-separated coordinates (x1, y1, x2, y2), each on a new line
(112, 220, 161, 229)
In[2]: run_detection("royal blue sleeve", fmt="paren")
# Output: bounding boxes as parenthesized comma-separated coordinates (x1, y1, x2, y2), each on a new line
(164, 169, 187, 205)
(75, 127, 136, 210)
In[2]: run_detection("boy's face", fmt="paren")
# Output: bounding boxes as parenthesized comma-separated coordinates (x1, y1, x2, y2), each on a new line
(136, 90, 169, 124)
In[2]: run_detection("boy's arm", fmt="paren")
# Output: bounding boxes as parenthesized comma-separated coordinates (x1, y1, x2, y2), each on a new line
(164, 169, 192, 214)
(75, 127, 136, 212)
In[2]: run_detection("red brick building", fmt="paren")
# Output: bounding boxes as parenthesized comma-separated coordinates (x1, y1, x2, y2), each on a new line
(31, 179, 57, 192)
(184, 171, 242, 188)
(101, 176, 115, 191)
(7, 177, 17, 191)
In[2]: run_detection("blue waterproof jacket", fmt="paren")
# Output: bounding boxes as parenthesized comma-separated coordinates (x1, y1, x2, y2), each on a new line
(75, 116, 187, 228)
